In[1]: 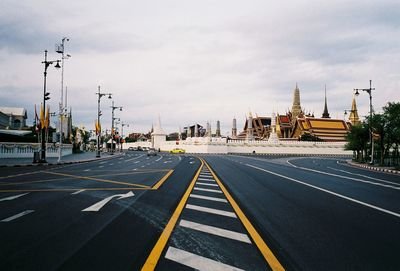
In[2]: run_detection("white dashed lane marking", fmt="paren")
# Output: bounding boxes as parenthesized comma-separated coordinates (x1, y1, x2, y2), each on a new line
(193, 187, 222, 193)
(185, 204, 237, 218)
(165, 247, 244, 271)
(1, 210, 35, 222)
(179, 219, 251, 243)
(189, 194, 227, 203)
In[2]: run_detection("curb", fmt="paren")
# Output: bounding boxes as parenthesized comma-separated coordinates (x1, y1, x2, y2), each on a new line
(346, 160, 400, 175)
(0, 152, 124, 168)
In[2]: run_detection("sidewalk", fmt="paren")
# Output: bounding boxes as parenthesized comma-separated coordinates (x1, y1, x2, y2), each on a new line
(346, 160, 400, 175)
(0, 151, 123, 167)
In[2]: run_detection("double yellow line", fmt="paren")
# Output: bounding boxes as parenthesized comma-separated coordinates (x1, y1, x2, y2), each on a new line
(141, 157, 284, 271)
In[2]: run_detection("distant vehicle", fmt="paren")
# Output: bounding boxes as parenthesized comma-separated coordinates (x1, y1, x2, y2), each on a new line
(128, 147, 137, 151)
(142, 146, 149, 151)
(137, 146, 143, 151)
(147, 148, 157, 156)
(170, 148, 185, 154)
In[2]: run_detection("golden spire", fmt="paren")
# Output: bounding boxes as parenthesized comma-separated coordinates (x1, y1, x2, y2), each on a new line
(349, 94, 360, 125)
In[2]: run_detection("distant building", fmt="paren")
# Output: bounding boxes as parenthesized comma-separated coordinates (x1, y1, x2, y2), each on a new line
(0, 107, 28, 130)
(128, 132, 151, 142)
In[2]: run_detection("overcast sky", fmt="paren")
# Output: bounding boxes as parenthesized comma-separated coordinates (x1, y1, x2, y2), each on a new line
(1, 0, 399, 136)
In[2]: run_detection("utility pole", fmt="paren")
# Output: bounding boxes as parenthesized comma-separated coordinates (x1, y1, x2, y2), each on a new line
(121, 122, 129, 152)
(95, 86, 112, 157)
(354, 80, 375, 164)
(40, 50, 60, 163)
(110, 101, 122, 155)
(55, 37, 70, 163)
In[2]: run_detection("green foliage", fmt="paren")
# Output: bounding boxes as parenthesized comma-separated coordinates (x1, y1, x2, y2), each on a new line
(345, 123, 369, 162)
(346, 101, 400, 165)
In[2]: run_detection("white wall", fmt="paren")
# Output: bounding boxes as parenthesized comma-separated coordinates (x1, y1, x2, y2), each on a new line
(0, 143, 73, 158)
(124, 138, 352, 156)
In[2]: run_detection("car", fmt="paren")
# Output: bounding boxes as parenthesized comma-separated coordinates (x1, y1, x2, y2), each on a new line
(170, 148, 185, 154)
(142, 146, 149, 151)
(128, 146, 137, 151)
(147, 148, 157, 156)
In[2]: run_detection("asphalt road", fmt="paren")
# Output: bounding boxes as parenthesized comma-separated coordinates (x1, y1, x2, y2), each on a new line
(0, 152, 399, 270)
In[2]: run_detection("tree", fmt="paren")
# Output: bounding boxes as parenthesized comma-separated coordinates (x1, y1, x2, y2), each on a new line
(345, 123, 369, 162)
(383, 102, 400, 148)
(369, 114, 387, 165)
(299, 133, 323, 142)
(383, 102, 400, 166)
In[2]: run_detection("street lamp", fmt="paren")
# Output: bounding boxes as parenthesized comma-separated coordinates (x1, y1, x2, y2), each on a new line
(111, 101, 122, 154)
(40, 50, 60, 163)
(96, 86, 112, 157)
(55, 37, 71, 163)
(354, 80, 375, 164)
(121, 122, 129, 152)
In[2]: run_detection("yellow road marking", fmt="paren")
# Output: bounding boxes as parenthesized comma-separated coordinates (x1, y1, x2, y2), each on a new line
(0, 176, 74, 186)
(204, 159, 285, 271)
(0, 187, 148, 193)
(141, 159, 203, 271)
(152, 170, 174, 190)
(88, 169, 169, 178)
(0, 170, 42, 180)
(46, 171, 151, 189)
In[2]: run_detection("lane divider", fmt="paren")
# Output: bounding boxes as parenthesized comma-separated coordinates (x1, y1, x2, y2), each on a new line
(141, 159, 204, 271)
(205, 159, 285, 271)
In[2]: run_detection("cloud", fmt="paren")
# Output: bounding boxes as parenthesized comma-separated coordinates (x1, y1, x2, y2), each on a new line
(0, 0, 399, 135)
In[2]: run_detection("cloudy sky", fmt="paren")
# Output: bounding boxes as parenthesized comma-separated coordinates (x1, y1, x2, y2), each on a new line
(1, 0, 399, 136)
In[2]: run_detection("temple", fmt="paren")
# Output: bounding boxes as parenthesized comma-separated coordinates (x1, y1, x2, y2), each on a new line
(235, 84, 352, 142)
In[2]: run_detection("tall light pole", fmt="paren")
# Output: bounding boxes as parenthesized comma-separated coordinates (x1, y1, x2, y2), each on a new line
(354, 80, 375, 164)
(40, 50, 61, 163)
(121, 122, 129, 152)
(55, 37, 71, 163)
(96, 86, 112, 157)
(111, 101, 122, 155)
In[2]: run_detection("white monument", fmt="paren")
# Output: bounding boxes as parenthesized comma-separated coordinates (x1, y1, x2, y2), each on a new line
(151, 116, 166, 150)
(267, 111, 279, 143)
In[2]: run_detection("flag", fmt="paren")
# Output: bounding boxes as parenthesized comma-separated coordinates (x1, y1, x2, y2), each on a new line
(40, 103, 45, 129)
(95, 120, 101, 135)
(34, 104, 40, 132)
(372, 132, 380, 140)
(44, 105, 50, 129)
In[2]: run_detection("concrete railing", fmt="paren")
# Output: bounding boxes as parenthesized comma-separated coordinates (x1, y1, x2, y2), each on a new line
(0, 142, 73, 158)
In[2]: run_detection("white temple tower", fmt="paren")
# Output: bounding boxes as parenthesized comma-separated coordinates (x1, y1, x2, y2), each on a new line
(232, 117, 237, 138)
(267, 111, 279, 143)
(246, 112, 254, 141)
(216, 120, 221, 137)
(151, 115, 166, 149)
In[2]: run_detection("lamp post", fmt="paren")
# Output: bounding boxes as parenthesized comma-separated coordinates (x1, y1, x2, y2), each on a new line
(354, 80, 375, 164)
(40, 50, 61, 163)
(111, 101, 122, 154)
(55, 37, 71, 163)
(95, 86, 112, 157)
(121, 122, 129, 152)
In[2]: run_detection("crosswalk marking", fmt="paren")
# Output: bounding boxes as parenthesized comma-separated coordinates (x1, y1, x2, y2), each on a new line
(186, 204, 237, 218)
(193, 187, 222, 193)
(165, 246, 244, 271)
(180, 219, 251, 243)
(189, 194, 227, 203)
